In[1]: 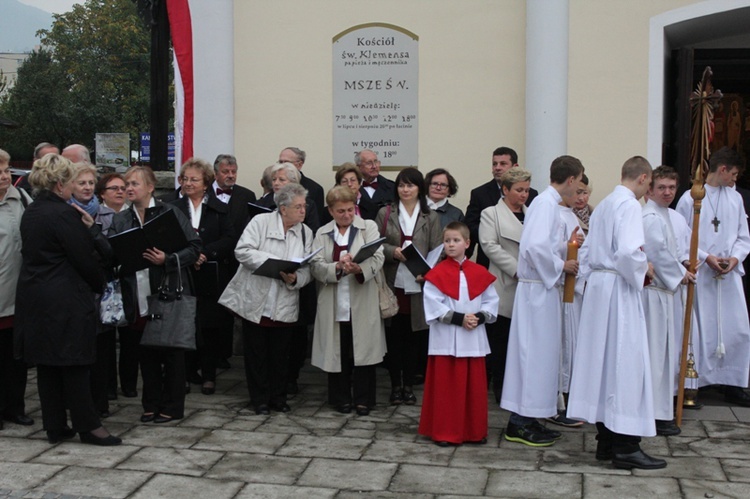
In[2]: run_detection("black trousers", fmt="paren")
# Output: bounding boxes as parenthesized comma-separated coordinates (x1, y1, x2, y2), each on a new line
(37, 364, 100, 432)
(385, 313, 422, 388)
(0, 328, 27, 418)
(486, 316, 511, 402)
(118, 326, 141, 392)
(198, 326, 223, 382)
(91, 329, 116, 412)
(595, 422, 642, 454)
(242, 320, 293, 408)
(139, 346, 186, 417)
(327, 322, 376, 408)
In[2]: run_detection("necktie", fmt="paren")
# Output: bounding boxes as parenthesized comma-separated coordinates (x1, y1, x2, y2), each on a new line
(364, 181, 378, 190)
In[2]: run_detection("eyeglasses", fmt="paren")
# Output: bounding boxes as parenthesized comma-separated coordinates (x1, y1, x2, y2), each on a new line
(430, 182, 449, 190)
(105, 186, 127, 192)
(284, 203, 306, 211)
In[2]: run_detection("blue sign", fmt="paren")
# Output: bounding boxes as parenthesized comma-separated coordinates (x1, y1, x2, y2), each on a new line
(140, 132, 176, 162)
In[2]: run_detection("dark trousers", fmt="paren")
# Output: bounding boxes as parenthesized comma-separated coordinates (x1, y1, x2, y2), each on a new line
(118, 326, 141, 392)
(327, 322, 376, 408)
(486, 316, 511, 402)
(139, 346, 186, 417)
(385, 313, 422, 388)
(199, 327, 222, 382)
(0, 328, 27, 418)
(595, 422, 642, 454)
(287, 324, 309, 383)
(37, 364, 100, 433)
(242, 320, 293, 408)
(91, 329, 116, 411)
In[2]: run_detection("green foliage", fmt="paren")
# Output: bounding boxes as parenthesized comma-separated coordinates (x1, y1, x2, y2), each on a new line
(0, 0, 153, 160)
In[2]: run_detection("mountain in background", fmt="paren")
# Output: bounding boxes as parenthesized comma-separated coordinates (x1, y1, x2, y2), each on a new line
(0, 0, 53, 52)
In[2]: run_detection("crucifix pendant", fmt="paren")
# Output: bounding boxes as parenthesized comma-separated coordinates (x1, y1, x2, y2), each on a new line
(712, 216, 720, 232)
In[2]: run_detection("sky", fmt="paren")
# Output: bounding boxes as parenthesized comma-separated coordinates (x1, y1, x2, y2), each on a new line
(18, 0, 80, 14)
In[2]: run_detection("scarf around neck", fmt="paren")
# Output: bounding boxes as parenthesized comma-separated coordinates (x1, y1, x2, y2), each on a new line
(69, 195, 100, 217)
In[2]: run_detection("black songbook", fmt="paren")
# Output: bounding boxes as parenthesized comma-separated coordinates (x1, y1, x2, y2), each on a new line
(108, 209, 189, 273)
(352, 237, 386, 263)
(192, 261, 219, 297)
(247, 202, 273, 221)
(252, 247, 323, 280)
(401, 243, 444, 277)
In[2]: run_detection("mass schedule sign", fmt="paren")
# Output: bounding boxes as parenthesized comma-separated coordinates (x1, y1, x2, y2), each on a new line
(332, 23, 418, 169)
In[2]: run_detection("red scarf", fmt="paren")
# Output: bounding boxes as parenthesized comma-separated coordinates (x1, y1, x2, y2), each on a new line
(425, 257, 496, 301)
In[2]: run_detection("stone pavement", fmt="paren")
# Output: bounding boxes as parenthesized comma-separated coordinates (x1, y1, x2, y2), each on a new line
(1, 359, 750, 499)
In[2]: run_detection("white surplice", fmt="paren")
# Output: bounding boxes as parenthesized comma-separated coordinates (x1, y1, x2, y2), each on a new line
(500, 186, 566, 418)
(559, 206, 584, 394)
(642, 199, 686, 420)
(675, 186, 750, 387)
(567, 185, 655, 437)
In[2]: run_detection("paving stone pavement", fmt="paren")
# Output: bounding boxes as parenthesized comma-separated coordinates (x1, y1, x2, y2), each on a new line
(1, 358, 750, 498)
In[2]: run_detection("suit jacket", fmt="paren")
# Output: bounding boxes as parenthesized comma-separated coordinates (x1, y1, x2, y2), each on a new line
(300, 172, 327, 224)
(225, 184, 257, 236)
(360, 174, 395, 214)
(465, 179, 537, 267)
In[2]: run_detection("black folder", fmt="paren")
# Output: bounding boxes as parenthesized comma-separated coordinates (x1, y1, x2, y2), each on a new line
(352, 237, 386, 263)
(252, 247, 323, 280)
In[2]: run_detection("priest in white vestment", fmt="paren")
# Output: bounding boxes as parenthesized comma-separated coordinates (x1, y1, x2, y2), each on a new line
(568, 156, 666, 470)
(675, 147, 750, 406)
(642, 166, 692, 436)
(500, 156, 583, 447)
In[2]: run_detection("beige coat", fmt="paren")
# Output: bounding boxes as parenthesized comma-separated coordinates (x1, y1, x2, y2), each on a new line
(0, 185, 28, 318)
(375, 203, 443, 331)
(310, 217, 386, 372)
(219, 212, 313, 323)
(478, 200, 525, 318)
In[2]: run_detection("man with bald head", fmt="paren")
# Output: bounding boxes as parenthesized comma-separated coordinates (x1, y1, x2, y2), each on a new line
(62, 144, 91, 164)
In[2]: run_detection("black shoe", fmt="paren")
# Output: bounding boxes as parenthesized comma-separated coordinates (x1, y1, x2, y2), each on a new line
(254, 404, 270, 415)
(529, 420, 562, 440)
(355, 405, 370, 416)
(402, 387, 417, 405)
(337, 404, 352, 414)
(724, 386, 750, 407)
(389, 388, 403, 405)
(154, 414, 174, 424)
(46, 427, 76, 444)
(504, 422, 555, 447)
(466, 437, 488, 445)
(434, 440, 451, 447)
(612, 450, 667, 470)
(286, 381, 299, 395)
(270, 402, 291, 413)
(4, 414, 34, 426)
(201, 382, 216, 395)
(122, 389, 138, 398)
(187, 372, 203, 385)
(655, 419, 681, 436)
(98, 410, 111, 419)
(140, 413, 156, 423)
(79, 431, 122, 446)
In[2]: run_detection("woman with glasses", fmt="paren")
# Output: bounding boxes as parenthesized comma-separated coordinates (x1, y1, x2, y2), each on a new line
(335, 163, 378, 220)
(96, 174, 128, 214)
(424, 169, 465, 229)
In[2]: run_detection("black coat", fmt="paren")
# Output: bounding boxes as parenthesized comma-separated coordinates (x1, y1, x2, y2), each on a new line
(300, 172, 327, 224)
(110, 201, 202, 324)
(225, 184, 257, 236)
(14, 191, 105, 365)
(464, 179, 538, 267)
(359, 174, 395, 214)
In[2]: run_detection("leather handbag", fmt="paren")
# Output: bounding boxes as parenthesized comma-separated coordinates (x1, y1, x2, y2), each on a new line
(376, 204, 399, 319)
(141, 254, 197, 350)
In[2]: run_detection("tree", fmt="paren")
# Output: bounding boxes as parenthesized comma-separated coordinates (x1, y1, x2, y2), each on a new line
(0, 0, 152, 160)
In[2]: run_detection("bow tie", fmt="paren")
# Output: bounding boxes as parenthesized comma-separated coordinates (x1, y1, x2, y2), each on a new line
(363, 181, 378, 190)
(216, 187, 233, 196)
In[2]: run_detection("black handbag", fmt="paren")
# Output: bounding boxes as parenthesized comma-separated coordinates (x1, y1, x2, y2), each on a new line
(141, 254, 197, 350)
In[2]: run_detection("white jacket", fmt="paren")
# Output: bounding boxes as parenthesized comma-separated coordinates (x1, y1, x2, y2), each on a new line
(0, 186, 29, 318)
(219, 212, 313, 323)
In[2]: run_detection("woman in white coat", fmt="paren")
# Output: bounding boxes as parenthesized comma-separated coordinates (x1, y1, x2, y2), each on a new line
(311, 186, 386, 416)
(219, 183, 313, 415)
(477, 167, 530, 402)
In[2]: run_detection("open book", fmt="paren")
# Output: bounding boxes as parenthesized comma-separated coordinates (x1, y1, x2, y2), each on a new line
(108, 209, 189, 273)
(401, 243, 444, 277)
(252, 247, 323, 279)
(352, 236, 386, 263)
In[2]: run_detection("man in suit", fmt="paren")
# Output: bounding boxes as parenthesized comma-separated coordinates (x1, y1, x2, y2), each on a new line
(356, 149, 395, 219)
(279, 147, 327, 223)
(465, 146, 538, 267)
(212, 154, 257, 236)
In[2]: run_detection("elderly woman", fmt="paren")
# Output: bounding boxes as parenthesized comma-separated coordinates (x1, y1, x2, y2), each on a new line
(257, 162, 320, 232)
(111, 166, 201, 424)
(171, 158, 236, 395)
(220, 183, 313, 415)
(335, 163, 378, 220)
(96, 173, 128, 213)
(376, 167, 442, 405)
(478, 166, 531, 403)
(311, 186, 386, 416)
(15, 154, 120, 445)
(571, 174, 593, 235)
(425, 168, 465, 228)
(0, 149, 34, 430)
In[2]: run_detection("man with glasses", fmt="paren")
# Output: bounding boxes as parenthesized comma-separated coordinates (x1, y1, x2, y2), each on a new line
(356, 149, 394, 219)
(465, 147, 538, 267)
